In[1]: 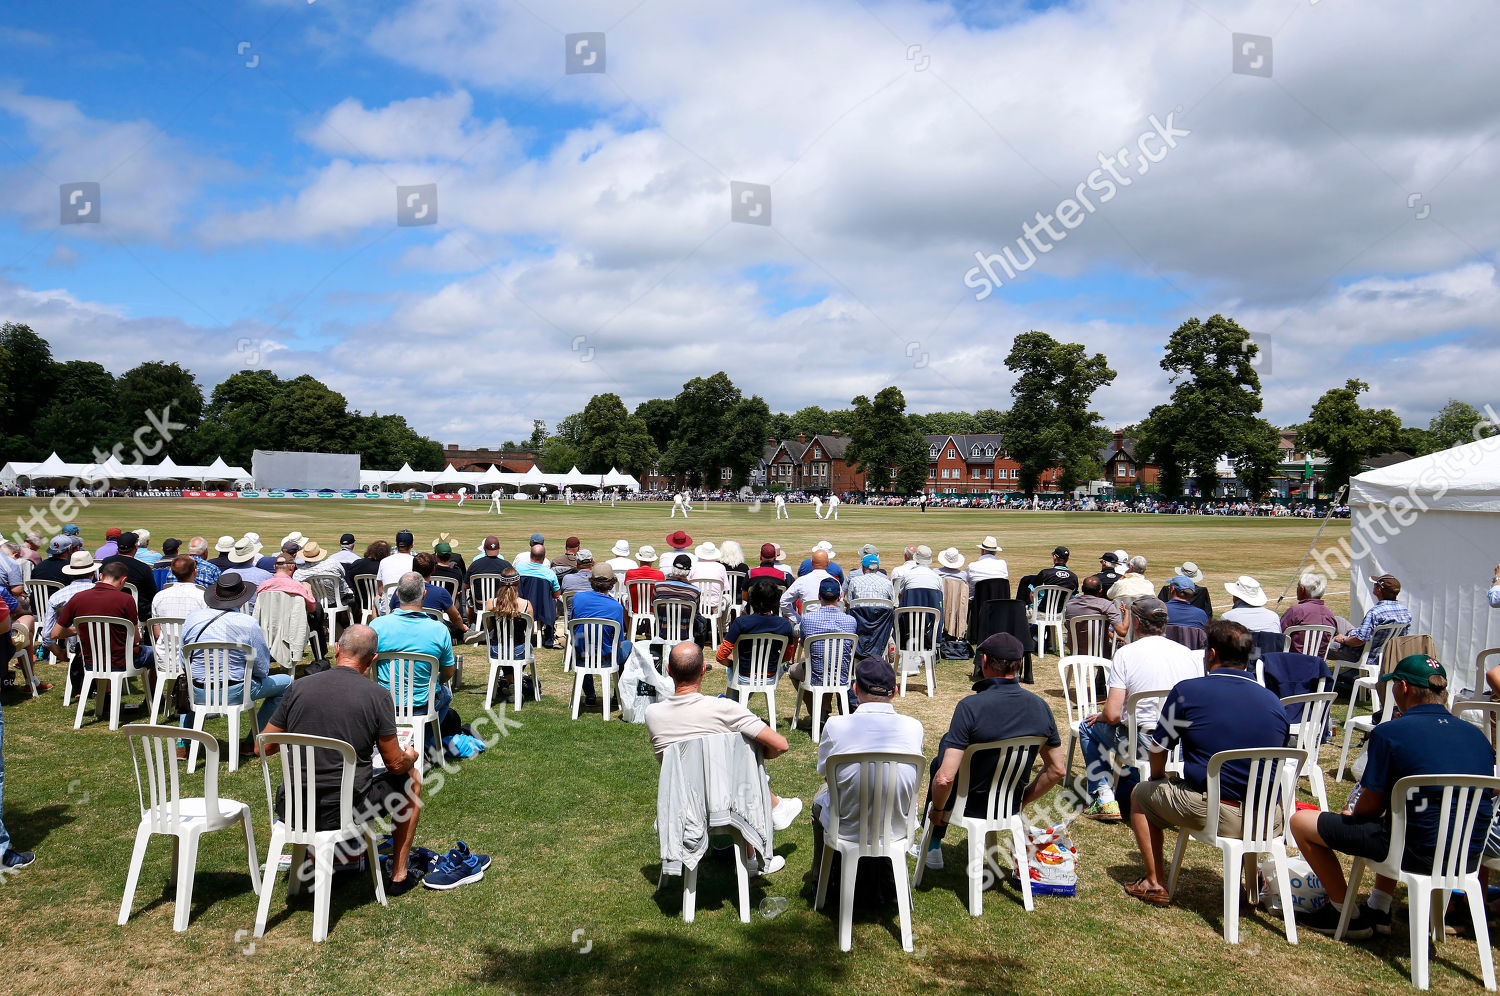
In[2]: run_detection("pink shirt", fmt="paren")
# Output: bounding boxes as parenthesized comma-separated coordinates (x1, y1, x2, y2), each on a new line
(257, 572, 316, 610)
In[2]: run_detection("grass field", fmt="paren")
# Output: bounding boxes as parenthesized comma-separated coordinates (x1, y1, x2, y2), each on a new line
(3, 498, 1484, 995)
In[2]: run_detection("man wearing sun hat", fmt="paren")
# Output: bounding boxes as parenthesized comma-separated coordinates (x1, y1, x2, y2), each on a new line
(1221, 575, 1281, 633)
(799, 541, 844, 582)
(935, 547, 968, 586)
(893, 545, 941, 602)
(604, 539, 635, 578)
(208, 535, 236, 571)
(665, 530, 696, 569)
(966, 537, 1008, 596)
(1291, 653, 1496, 939)
(625, 545, 665, 620)
(1158, 561, 1212, 616)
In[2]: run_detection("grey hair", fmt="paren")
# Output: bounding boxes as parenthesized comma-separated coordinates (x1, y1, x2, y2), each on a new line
(25, 531, 41, 544)
(1128, 555, 1148, 574)
(1300, 572, 1327, 598)
(187, 536, 209, 555)
(338, 624, 378, 661)
(0, 541, 19, 557)
(396, 572, 425, 605)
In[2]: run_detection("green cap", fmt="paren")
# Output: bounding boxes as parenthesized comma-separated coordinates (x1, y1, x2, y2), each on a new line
(1379, 653, 1447, 688)
(434, 541, 451, 555)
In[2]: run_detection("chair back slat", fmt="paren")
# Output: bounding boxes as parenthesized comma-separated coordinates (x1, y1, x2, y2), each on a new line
(692, 578, 726, 615)
(468, 574, 500, 610)
(76, 615, 136, 674)
(431, 575, 460, 600)
(1386, 775, 1500, 884)
(1124, 687, 1178, 774)
(381, 652, 440, 722)
(1282, 690, 1336, 753)
(1068, 613, 1109, 658)
(354, 575, 381, 618)
(1033, 585, 1070, 625)
(1058, 655, 1111, 726)
(803, 632, 858, 689)
(732, 633, 788, 688)
(894, 605, 940, 653)
(183, 640, 255, 709)
(824, 751, 925, 851)
(259, 732, 358, 840)
(570, 618, 621, 672)
(24, 579, 60, 617)
(1282, 624, 1335, 657)
(148, 617, 187, 680)
(126, 723, 220, 833)
(1204, 748, 1302, 843)
(656, 599, 695, 643)
(489, 612, 535, 660)
(627, 579, 657, 615)
(953, 736, 1046, 823)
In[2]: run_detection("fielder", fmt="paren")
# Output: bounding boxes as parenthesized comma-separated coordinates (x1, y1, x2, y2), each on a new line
(775, 493, 789, 519)
(827, 493, 840, 520)
(811, 494, 824, 519)
(671, 491, 688, 518)
(488, 490, 504, 515)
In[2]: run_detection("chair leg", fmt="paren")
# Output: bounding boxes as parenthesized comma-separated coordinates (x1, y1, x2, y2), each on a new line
(73, 675, 93, 729)
(512, 666, 523, 713)
(1465, 882, 1496, 990)
(967, 831, 984, 916)
(118, 822, 153, 925)
(148, 678, 165, 724)
(924, 656, 934, 697)
(1166, 830, 1189, 897)
(912, 825, 932, 888)
(254, 828, 286, 937)
(1221, 844, 1242, 944)
(1010, 824, 1034, 912)
(765, 689, 777, 731)
(1335, 858, 1367, 940)
(287, 843, 309, 897)
(1273, 849, 1298, 944)
(1308, 761, 1329, 811)
(173, 829, 201, 932)
(484, 662, 499, 710)
(186, 712, 207, 774)
(1409, 881, 1431, 990)
(682, 864, 697, 923)
(570, 670, 583, 720)
(815, 843, 834, 909)
(734, 844, 751, 924)
(811, 692, 823, 743)
(891, 853, 914, 952)
(109, 675, 127, 730)
(227, 711, 242, 772)
(1335, 715, 1359, 782)
(601, 672, 612, 722)
(367, 828, 387, 906)
(839, 850, 859, 950)
(241, 809, 262, 895)
(312, 841, 335, 942)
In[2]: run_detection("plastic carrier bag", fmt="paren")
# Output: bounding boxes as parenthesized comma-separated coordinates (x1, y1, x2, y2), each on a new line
(1021, 818, 1079, 897)
(1257, 853, 1328, 915)
(619, 644, 675, 724)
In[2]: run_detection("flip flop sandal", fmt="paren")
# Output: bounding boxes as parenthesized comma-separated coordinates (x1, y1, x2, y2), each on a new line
(1124, 878, 1171, 906)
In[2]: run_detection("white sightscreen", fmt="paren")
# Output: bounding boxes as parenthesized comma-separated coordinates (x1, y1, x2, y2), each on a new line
(251, 450, 360, 491)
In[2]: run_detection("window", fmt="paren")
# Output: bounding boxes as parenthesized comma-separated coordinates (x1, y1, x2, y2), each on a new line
(972, 468, 982, 478)
(721, 467, 731, 481)
(985, 444, 996, 458)
(928, 444, 939, 459)
(947, 447, 956, 459)
(971, 445, 981, 458)
(815, 462, 828, 477)
(928, 468, 935, 479)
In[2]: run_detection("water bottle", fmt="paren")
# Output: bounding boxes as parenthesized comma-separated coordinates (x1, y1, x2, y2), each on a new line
(758, 896, 789, 919)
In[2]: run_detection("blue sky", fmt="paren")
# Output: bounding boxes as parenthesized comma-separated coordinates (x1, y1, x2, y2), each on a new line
(1, 0, 1496, 445)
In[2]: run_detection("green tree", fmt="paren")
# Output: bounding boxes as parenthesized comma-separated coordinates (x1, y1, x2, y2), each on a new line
(1428, 399, 1494, 452)
(998, 330, 1116, 495)
(266, 375, 354, 453)
(576, 393, 659, 476)
(32, 360, 123, 461)
(1233, 418, 1283, 497)
(193, 370, 285, 465)
(354, 413, 445, 470)
(894, 414, 932, 494)
(634, 398, 677, 452)
(0, 322, 56, 457)
(1298, 379, 1402, 492)
(913, 411, 978, 436)
(117, 361, 203, 460)
(1155, 314, 1264, 495)
(972, 408, 1007, 433)
(528, 419, 547, 449)
(661, 373, 768, 486)
(537, 435, 582, 473)
(1397, 425, 1436, 457)
(1134, 407, 1183, 498)
(846, 386, 923, 493)
(720, 395, 772, 488)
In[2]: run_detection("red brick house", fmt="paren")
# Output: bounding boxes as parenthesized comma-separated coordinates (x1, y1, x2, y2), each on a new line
(1099, 431, 1159, 490)
(759, 432, 872, 493)
(443, 444, 536, 473)
(923, 434, 1062, 495)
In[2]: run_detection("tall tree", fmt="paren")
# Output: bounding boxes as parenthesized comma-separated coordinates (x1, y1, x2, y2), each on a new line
(576, 393, 659, 476)
(1134, 406, 1183, 498)
(1428, 399, 1494, 452)
(1298, 379, 1401, 492)
(634, 398, 677, 452)
(998, 330, 1116, 495)
(32, 360, 123, 461)
(528, 419, 547, 449)
(0, 322, 56, 458)
(660, 373, 768, 486)
(117, 361, 204, 460)
(353, 412, 445, 470)
(1396, 425, 1435, 457)
(267, 375, 355, 453)
(1156, 314, 1264, 495)
(913, 411, 978, 436)
(1233, 418, 1283, 497)
(846, 386, 923, 493)
(971, 408, 1008, 434)
(193, 370, 285, 465)
(894, 417, 932, 494)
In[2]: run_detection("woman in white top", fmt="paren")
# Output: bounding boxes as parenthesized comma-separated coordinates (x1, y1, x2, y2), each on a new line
(687, 542, 730, 615)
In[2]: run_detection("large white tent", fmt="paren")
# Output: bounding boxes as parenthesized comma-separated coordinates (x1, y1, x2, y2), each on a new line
(352, 464, 642, 493)
(1348, 436, 1500, 693)
(0, 453, 251, 487)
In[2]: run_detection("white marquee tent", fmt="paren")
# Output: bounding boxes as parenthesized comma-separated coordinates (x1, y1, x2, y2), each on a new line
(355, 464, 641, 493)
(1348, 436, 1500, 694)
(0, 453, 252, 487)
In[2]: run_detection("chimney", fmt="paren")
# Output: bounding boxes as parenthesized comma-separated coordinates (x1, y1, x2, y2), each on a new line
(1113, 430, 1124, 449)
(831, 429, 841, 437)
(447, 443, 458, 451)
(796, 433, 806, 444)
(768, 436, 777, 446)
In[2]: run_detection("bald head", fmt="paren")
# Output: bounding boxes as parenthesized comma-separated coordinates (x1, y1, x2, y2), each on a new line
(667, 642, 706, 686)
(335, 624, 379, 672)
(810, 550, 830, 571)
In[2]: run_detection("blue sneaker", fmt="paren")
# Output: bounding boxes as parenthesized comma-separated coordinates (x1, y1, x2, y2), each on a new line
(423, 841, 489, 890)
(2, 849, 35, 871)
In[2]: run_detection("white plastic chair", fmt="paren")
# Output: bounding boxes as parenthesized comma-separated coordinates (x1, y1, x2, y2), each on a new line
(913, 736, 1047, 915)
(569, 617, 622, 720)
(1125, 687, 1183, 779)
(654, 597, 697, 645)
(183, 640, 257, 774)
(306, 574, 350, 642)
(430, 573, 460, 605)
(1336, 671, 1400, 782)
(893, 605, 940, 697)
(725, 632, 789, 728)
(557, 591, 577, 672)
(24, 578, 61, 664)
(1281, 690, 1335, 809)
(1057, 655, 1111, 781)
(353, 574, 381, 625)
(1334, 774, 1500, 990)
(1451, 699, 1500, 774)
(72, 615, 148, 730)
(482, 611, 538, 712)
(692, 578, 727, 647)
(792, 632, 857, 742)
(1165, 747, 1303, 945)
(627, 580, 658, 639)
(254, 589, 310, 670)
(1282, 624, 1335, 658)
(119, 724, 260, 932)
(1068, 613, 1110, 659)
(815, 751, 925, 951)
(379, 651, 440, 773)
(1031, 585, 1071, 657)
(468, 574, 501, 616)
(146, 616, 186, 723)
(724, 572, 745, 620)
(1329, 621, 1407, 697)
(253, 732, 388, 943)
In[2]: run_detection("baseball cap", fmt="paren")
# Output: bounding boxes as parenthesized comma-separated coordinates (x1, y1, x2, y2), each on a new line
(117, 531, 138, 547)
(853, 658, 896, 696)
(61, 523, 80, 536)
(978, 632, 1025, 663)
(1168, 575, 1197, 591)
(483, 535, 500, 551)
(1100, 551, 1119, 564)
(340, 533, 356, 546)
(760, 542, 777, 561)
(576, 548, 593, 562)
(434, 541, 451, 555)
(673, 553, 692, 570)
(105, 527, 122, 540)
(1131, 596, 1168, 626)
(1372, 573, 1402, 596)
(1380, 653, 1446, 688)
(47, 536, 69, 555)
(395, 529, 414, 544)
(161, 538, 181, 555)
(565, 536, 580, 550)
(529, 533, 545, 545)
(861, 554, 879, 570)
(1052, 546, 1070, 559)
(818, 577, 842, 599)
(591, 562, 614, 581)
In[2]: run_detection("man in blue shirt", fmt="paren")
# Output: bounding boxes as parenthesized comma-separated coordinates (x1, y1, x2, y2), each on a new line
(1124, 620, 1289, 906)
(1164, 576, 1208, 629)
(371, 573, 456, 727)
(569, 563, 631, 708)
(1329, 573, 1411, 663)
(1292, 653, 1495, 939)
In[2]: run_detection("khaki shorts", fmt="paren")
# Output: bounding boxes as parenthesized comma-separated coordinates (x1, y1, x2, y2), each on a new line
(1132, 776, 1269, 840)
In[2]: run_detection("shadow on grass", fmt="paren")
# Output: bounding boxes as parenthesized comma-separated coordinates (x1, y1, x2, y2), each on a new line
(130, 869, 259, 928)
(256, 861, 389, 939)
(7, 803, 73, 851)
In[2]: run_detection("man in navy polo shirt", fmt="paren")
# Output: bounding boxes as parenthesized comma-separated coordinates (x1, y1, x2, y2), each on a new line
(1123, 620, 1289, 905)
(1164, 576, 1209, 629)
(916, 632, 1065, 871)
(1291, 653, 1495, 939)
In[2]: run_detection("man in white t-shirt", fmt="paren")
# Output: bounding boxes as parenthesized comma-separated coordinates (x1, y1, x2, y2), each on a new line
(151, 555, 208, 619)
(826, 493, 840, 520)
(811, 494, 824, 519)
(376, 530, 416, 594)
(645, 642, 803, 874)
(1076, 597, 1199, 822)
(670, 492, 688, 518)
(966, 537, 1009, 595)
(893, 545, 941, 600)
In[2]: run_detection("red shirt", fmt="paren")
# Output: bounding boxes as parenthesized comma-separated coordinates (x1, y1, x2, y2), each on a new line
(56, 582, 138, 667)
(624, 566, 664, 613)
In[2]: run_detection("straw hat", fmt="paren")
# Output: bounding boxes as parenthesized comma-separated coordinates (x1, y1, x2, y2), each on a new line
(431, 531, 456, 549)
(1224, 575, 1268, 607)
(299, 540, 329, 563)
(937, 547, 966, 570)
(977, 536, 1002, 553)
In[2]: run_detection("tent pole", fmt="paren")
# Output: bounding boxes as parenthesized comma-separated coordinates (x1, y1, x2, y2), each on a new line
(1276, 484, 1350, 605)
